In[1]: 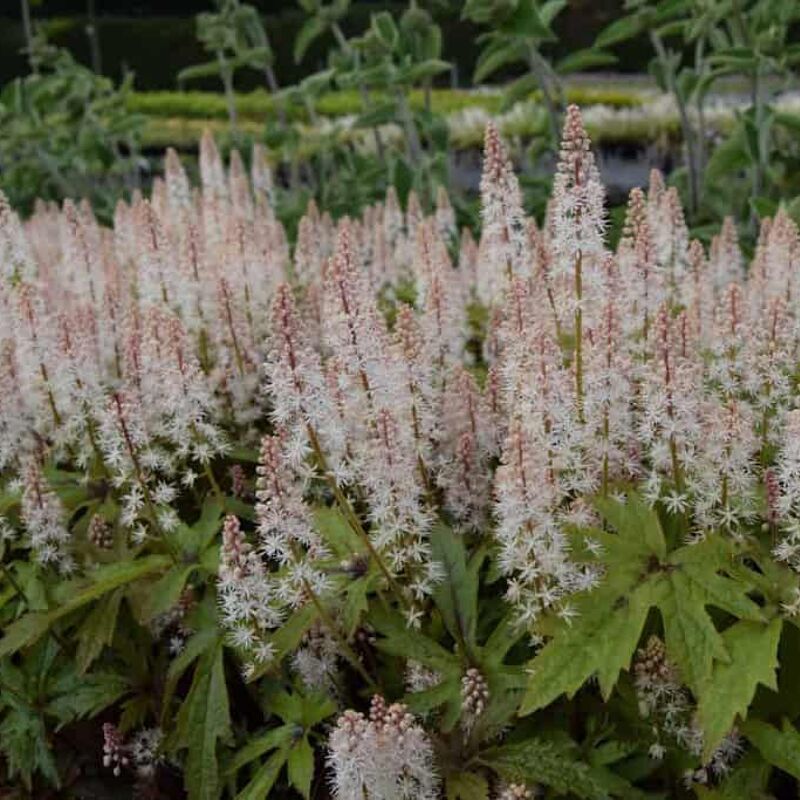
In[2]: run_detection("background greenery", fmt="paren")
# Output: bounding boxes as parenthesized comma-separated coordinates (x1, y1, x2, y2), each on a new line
(0, 1, 652, 91)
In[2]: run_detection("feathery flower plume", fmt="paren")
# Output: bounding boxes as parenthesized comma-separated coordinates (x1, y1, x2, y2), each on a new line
(21, 460, 72, 572)
(478, 122, 530, 303)
(255, 433, 330, 609)
(217, 514, 279, 676)
(551, 105, 606, 421)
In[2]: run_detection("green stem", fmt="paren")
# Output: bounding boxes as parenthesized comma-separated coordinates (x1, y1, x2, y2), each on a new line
(306, 425, 409, 607)
(305, 584, 377, 691)
(574, 250, 584, 423)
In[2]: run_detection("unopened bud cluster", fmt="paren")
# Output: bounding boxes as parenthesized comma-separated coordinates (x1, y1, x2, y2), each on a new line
(461, 667, 489, 730)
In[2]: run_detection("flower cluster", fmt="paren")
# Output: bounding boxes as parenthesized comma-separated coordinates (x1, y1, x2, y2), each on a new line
(327, 695, 439, 799)
(4, 105, 800, 632)
(7, 103, 800, 797)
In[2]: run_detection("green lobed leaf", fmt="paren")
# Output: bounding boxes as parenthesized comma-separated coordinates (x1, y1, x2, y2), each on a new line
(225, 725, 294, 777)
(235, 745, 290, 800)
(705, 124, 750, 184)
(658, 570, 730, 696)
(431, 521, 479, 651)
(741, 718, 800, 781)
(697, 618, 781, 759)
(47, 671, 130, 726)
(520, 579, 657, 714)
(54, 555, 173, 620)
(163, 625, 220, 717)
(370, 604, 461, 672)
(75, 588, 123, 673)
(287, 736, 314, 799)
(405, 675, 462, 725)
(500, 0, 553, 39)
(660, 537, 764, 695)
(140, 564, 196, 623)
(313, 506, 364, 560)
(0, 613, 52, 660)
(594, 492, 666, 562)
(480, 737, 610, 799)
(177, 643, 231, 800)
(371, 11, 399, 50)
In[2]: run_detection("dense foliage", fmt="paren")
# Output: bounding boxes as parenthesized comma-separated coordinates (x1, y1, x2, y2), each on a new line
(0, 35, 144, 218)
(3, 105, 800, 798)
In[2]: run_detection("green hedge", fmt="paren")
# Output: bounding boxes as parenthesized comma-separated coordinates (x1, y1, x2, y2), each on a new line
(129, 85, 646, 125)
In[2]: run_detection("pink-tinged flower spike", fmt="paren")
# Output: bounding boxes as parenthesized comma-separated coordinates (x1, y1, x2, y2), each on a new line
(12, 283, 67, 435)
(218, 514, 281, 677)
(251, 143, 276, 211)
(754, 210, 800, 309)
(256, 434, 331, 611)
(0, 191, 36, 284)
(131, 198, 173, 307)
(551, 105, 606, 422)
(638, 306, 702, 509)
(494, 414, 598, 628)
(355, 406, 440, 614)
(458, 226, 479, 290)
(292, 620, 341, 693)
(215, 275, 255, 381)
(530, 221, 563, 340)
(765, 467, 781, 528)
(265, 283, 347, 478)
(691, 396, 757, 537)
(164, 148, 192, 213)
(393, 304, 436, 482)
(478, 122, 531, 304)
(327, 696, 440, 800)
(413, 223, 467, 396)
(684, 239, 713, 344)
(383, 186, 408, 270)
(294, 212, 326, 287)
(322, 224, 396, 418)
(406, 190, 424, 245)
(54, 306, 106, 466)
(709, 216, 743, 293)
(21, 460, 73, 573)
(137, 308, 225, 465)
(435, 184, 457, 242)
(228, 149, 253, 220)
(438, 367, 492, 528)
(62, 203, 111, 322)
(0, 337, 32, 470)
(495, 276, 539, 392)
(96, 390, 162, 534)
(649, 186, 689, 301)
(706, 284, 748, 400)
(773, 410, 800, 572)
(747, 297, 792, 460)
(618, 187, 662, 355)
(583, 254, 636, 492)
(199, 129, 228, 202)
